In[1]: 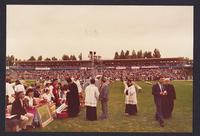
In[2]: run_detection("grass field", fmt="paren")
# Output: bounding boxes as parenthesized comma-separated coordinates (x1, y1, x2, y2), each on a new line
(30, 80, 192, 132)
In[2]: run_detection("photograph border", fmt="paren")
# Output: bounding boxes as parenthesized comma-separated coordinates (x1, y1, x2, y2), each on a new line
(0, 0, 200, 136)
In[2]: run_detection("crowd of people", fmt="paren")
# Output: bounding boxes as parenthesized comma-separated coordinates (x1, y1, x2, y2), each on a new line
(5, 74, 111, 131)
(6, 76, 82, 131)
(6, 68, 189, 82)
(5, 68, 178, 131)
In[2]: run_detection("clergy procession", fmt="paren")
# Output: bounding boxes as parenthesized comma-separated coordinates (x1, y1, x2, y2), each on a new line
(6, 72, 176, 131)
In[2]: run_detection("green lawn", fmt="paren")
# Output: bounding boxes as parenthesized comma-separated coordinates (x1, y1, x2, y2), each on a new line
(30, 81, 192, 132)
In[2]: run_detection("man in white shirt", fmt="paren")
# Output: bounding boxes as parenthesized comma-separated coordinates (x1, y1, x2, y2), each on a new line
(48, 83, 55, 100)
(84, 78, 100, 121)
(74, 78, 83, 93)
(14, 80, 26, 94)
(43, 77, 51, 87)
(6, 78, 15, 104)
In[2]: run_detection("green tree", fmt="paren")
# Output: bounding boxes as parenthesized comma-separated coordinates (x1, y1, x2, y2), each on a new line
(78, 53, 82, 60)
(120, 50, 125, 59)
(143, 51, 148, 58)
(52, 56, 58, 61)
(62, 54, 70, 60)
(114, 52, 119, 59)
(125, 50, 130, 59)
(70, 55, 77, 60)
(131, 50, 137, 59)
(137, 50, 143, 58)
(6, 56, 11, 66)
(147, 51, 152, 58)
(153, 48, 161, 58)
(28, 56, 36, 61)
(45, 58, 51, 61)
(38, 56, 43, 61)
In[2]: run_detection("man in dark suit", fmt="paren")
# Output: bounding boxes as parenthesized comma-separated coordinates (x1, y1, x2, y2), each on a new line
(99, 77, 109, 119)
(164, 78, 176, 118)
(11, 91, 34, 130)
(66, 77, 80, 117)
(152, 76, 166, 127)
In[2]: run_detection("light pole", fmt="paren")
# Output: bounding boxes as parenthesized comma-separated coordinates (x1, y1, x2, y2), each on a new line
(88, 51, 97, 78)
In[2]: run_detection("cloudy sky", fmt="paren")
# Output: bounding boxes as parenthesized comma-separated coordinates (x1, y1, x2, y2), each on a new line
(6, 5, 193, 60)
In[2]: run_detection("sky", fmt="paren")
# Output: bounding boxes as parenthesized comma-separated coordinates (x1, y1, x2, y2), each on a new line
(6, 5, 193, 60)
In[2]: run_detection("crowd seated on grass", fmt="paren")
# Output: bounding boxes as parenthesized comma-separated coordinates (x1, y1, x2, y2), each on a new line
(5, 76, 84, 132)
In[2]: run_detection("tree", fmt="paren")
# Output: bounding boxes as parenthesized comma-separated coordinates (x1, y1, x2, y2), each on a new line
(114, 52, 119, 59)
(78, 53, 82, 60)
(70, 55, 73, 60)
(120, 50, 125, 59)
(62, 54, 70, 60)
(10, 55, 15, 65)
(153, 48, 161, 58)
(147, 51, 152, 58)
(6, 55, 15, 66)
(52, 56, 58, 61)
(131, 50, 137, 59)
(143, 51, 148, 58)
(73, 55, 77, 60)
(70, 55, 77, 60)
(125, 50, 130, 59)
(38, 56, 43, 61)
(137, 50, 143, 58)
(45, 58, 51, 61)
(28, 56, 36, 61)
